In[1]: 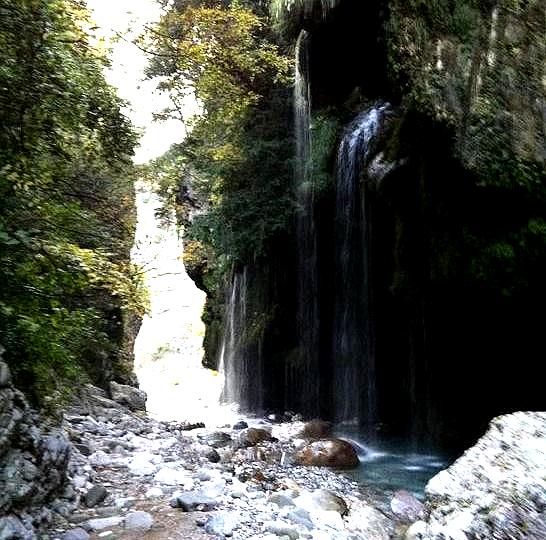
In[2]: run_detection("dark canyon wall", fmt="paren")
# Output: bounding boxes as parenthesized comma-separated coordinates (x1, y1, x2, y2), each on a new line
(189, 0, 546, 451)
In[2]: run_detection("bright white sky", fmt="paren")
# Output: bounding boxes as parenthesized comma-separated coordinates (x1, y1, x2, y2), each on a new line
(85, 0, 191, 164)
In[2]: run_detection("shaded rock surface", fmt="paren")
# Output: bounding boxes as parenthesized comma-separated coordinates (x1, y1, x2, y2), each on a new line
(109, 381, 147, 412)
(409, 412, 546, 540)
(0, 360, 71, 540)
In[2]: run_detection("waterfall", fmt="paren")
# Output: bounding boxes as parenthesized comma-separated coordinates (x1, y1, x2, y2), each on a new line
(333, 103, 390, 429)
(219, 268, 264, 413)
(290, 29, 320, 414)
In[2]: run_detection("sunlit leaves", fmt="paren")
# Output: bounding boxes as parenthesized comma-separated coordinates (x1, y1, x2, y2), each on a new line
(0, 0, 141, 401)
(144, 3, 291, 134)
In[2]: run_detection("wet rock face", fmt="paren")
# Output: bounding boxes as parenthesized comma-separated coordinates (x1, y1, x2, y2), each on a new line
(0, 360, 71, 539)
(388, 0, 546, 169)
(294, 439, 359, 468)
(409, 412, 546, 540)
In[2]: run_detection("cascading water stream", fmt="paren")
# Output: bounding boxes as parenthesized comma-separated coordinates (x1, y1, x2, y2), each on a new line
(219, 269, 247, 406)
(219, 268, 264, 413)
(291, 29, 320, 414)
(333, 104, 390, 429)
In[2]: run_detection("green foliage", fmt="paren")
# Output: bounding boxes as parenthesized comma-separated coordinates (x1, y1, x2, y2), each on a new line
(310, 113, 339, 194)
(0, 0, 142, 402)
(146, 2, 294, 286)
(270, 0, 339, 23)
(144, 2, 291, 133)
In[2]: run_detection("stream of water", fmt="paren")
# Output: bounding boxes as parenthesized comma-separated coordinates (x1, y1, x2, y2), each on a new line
(335, 426, 450, 498)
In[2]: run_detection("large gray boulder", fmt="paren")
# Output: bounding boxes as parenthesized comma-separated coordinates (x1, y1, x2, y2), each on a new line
(109, 381, 147, 411)
(407, 412, 546, 540)
(0, 359, 71, 539)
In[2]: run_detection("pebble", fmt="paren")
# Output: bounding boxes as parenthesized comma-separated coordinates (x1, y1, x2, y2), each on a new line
(205, 511, 242, 536)
(264, 520, 300, 539)
(86, 516, 123, 531)
(83, 485, 108, 508)
(124, 511, 154, 531)
(61, 528, 90, 540)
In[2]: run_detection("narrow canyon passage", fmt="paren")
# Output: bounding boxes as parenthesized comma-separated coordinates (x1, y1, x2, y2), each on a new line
(131, 181, 237, 427)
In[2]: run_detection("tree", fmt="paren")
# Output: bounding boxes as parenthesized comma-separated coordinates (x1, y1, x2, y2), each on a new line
(0, 0, 143, 402)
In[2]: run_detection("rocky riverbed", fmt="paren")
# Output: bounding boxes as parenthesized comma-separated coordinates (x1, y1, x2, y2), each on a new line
(24, 383, 408, 540)
(3, 355, 546, 540)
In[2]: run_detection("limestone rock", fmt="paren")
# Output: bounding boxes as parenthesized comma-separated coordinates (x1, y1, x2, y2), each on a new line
(264, 520, 299, 539)
(0, 360, 70, 539)
(205, 512, 242, 536)
(153, 466, 193, 487)
(124, 511, 154, 531)
(109, 381, 147, 412)
(390, 490, 424, 523)
(295, 489, 348, 515)
(294, 439, 359, 468)
(268, 492, 296, 508)
(60, 528, 90, 540)
(0, 516, 35, 540)
(414, 412, 546, 540)
(170, 491, 219, 511)
(85, 516, 123, 531)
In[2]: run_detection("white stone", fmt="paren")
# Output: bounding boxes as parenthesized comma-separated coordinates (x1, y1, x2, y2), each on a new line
(154, 466, 194, 487)
(314, 510, 344, 530)
(124, 511, 154, 531)
(86, 516, 123, 531)
(88, 451, 111, 467)
(405, 521, 427, 540)
(127, 453, 159, 476)
(145, 486, 163, 498)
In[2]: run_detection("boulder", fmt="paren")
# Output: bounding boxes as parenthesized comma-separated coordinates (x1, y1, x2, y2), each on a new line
(390, 490, 424, 523)
(264, 521, 299, 539)
(83, 485, 108, 508)
(297, 419, 333, 440)
(0, 362, 11, 388)
(170, 491, 219, 511)
(109, 381, 147, 412)
(0, 516, 35, 540)
(197, 431, 232, 448)
(124, 511, 154, 531)
(85, 516, 123, 531)
(412, 412, 546, 540)
(294, 439, 359, 468)
(153, 466, 193, 487)
(295, 489, 348, 515)
(204, 448, 221, 463)
(236, 428, 272, 447)
(205, 512, 242, 536)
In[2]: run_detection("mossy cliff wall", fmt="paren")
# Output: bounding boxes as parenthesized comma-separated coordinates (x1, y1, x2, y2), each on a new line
(192, 0, 545, 449)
